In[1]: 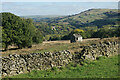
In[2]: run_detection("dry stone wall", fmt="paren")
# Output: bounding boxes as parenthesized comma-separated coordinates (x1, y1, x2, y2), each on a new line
(2, 50, 72, 77)
(82, 40, 119, 59)
(2, 39, 119, 77)
(73, 40, 119, 63)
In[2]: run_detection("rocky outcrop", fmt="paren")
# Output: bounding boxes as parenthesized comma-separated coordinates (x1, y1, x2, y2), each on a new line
(1, 39, 119, 77)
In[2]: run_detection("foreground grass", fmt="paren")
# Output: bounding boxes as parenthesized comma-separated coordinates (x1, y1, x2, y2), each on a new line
(6, 55, 119, 78)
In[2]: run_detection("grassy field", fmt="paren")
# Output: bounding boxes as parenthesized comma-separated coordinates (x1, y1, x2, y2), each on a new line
(1, 38, 100, 56)
(2, 37, 117, 56)
(5, 55, 119, 78)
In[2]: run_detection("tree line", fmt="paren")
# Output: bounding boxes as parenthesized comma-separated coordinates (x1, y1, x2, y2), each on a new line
(49, 27, 120, 41)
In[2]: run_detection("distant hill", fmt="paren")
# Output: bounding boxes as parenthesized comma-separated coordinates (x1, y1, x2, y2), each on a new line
(21, 9, 119, 40)
(22, 9, 119, 28)
(44, 9, 119, 28)
(32, 9, 119, 36)
(21, 15, 66, 22)
(1, 9, 119, 43)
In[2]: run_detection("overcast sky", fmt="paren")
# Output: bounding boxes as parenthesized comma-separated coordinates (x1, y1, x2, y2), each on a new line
(1, 0, 119, 2)
(1, 1, 119, 16)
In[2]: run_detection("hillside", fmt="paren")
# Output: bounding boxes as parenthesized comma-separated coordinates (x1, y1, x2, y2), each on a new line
(54, 9, 119, 28)
(21, 15, 65, 22)
(1, 10, 119, 78)
(34, 9, 119, 25)
(32, 9, 119, 40)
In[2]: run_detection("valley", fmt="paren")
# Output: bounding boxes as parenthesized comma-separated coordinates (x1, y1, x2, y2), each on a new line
(1, 5, 120, 78)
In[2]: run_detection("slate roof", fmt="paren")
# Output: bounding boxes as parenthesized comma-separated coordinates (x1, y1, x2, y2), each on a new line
(73, 33, 82, 38)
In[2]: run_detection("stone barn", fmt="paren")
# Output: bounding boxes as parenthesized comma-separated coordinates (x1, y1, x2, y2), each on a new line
(70, 33, 83, 43)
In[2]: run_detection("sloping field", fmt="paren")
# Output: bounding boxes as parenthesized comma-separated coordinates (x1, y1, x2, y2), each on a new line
(1, 37, 118, 56)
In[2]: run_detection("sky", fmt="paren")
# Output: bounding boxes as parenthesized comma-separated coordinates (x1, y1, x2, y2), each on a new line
(1, 1, 119, 16)
(1, 0, 119, 2)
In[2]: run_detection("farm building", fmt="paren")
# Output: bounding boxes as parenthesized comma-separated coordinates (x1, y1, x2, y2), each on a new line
(70, 33, 83, 43)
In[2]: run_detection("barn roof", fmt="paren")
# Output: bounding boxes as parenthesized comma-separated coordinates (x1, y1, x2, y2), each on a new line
(73, 33, 82, 38)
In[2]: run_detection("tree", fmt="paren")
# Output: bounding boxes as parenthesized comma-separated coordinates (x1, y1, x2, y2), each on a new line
(2, 13, 21, 50)
(32, 29, 43, 43)
(1, 12, 42, 50)
(92, 28, 114, 38)
(73, 29, 84, 33)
